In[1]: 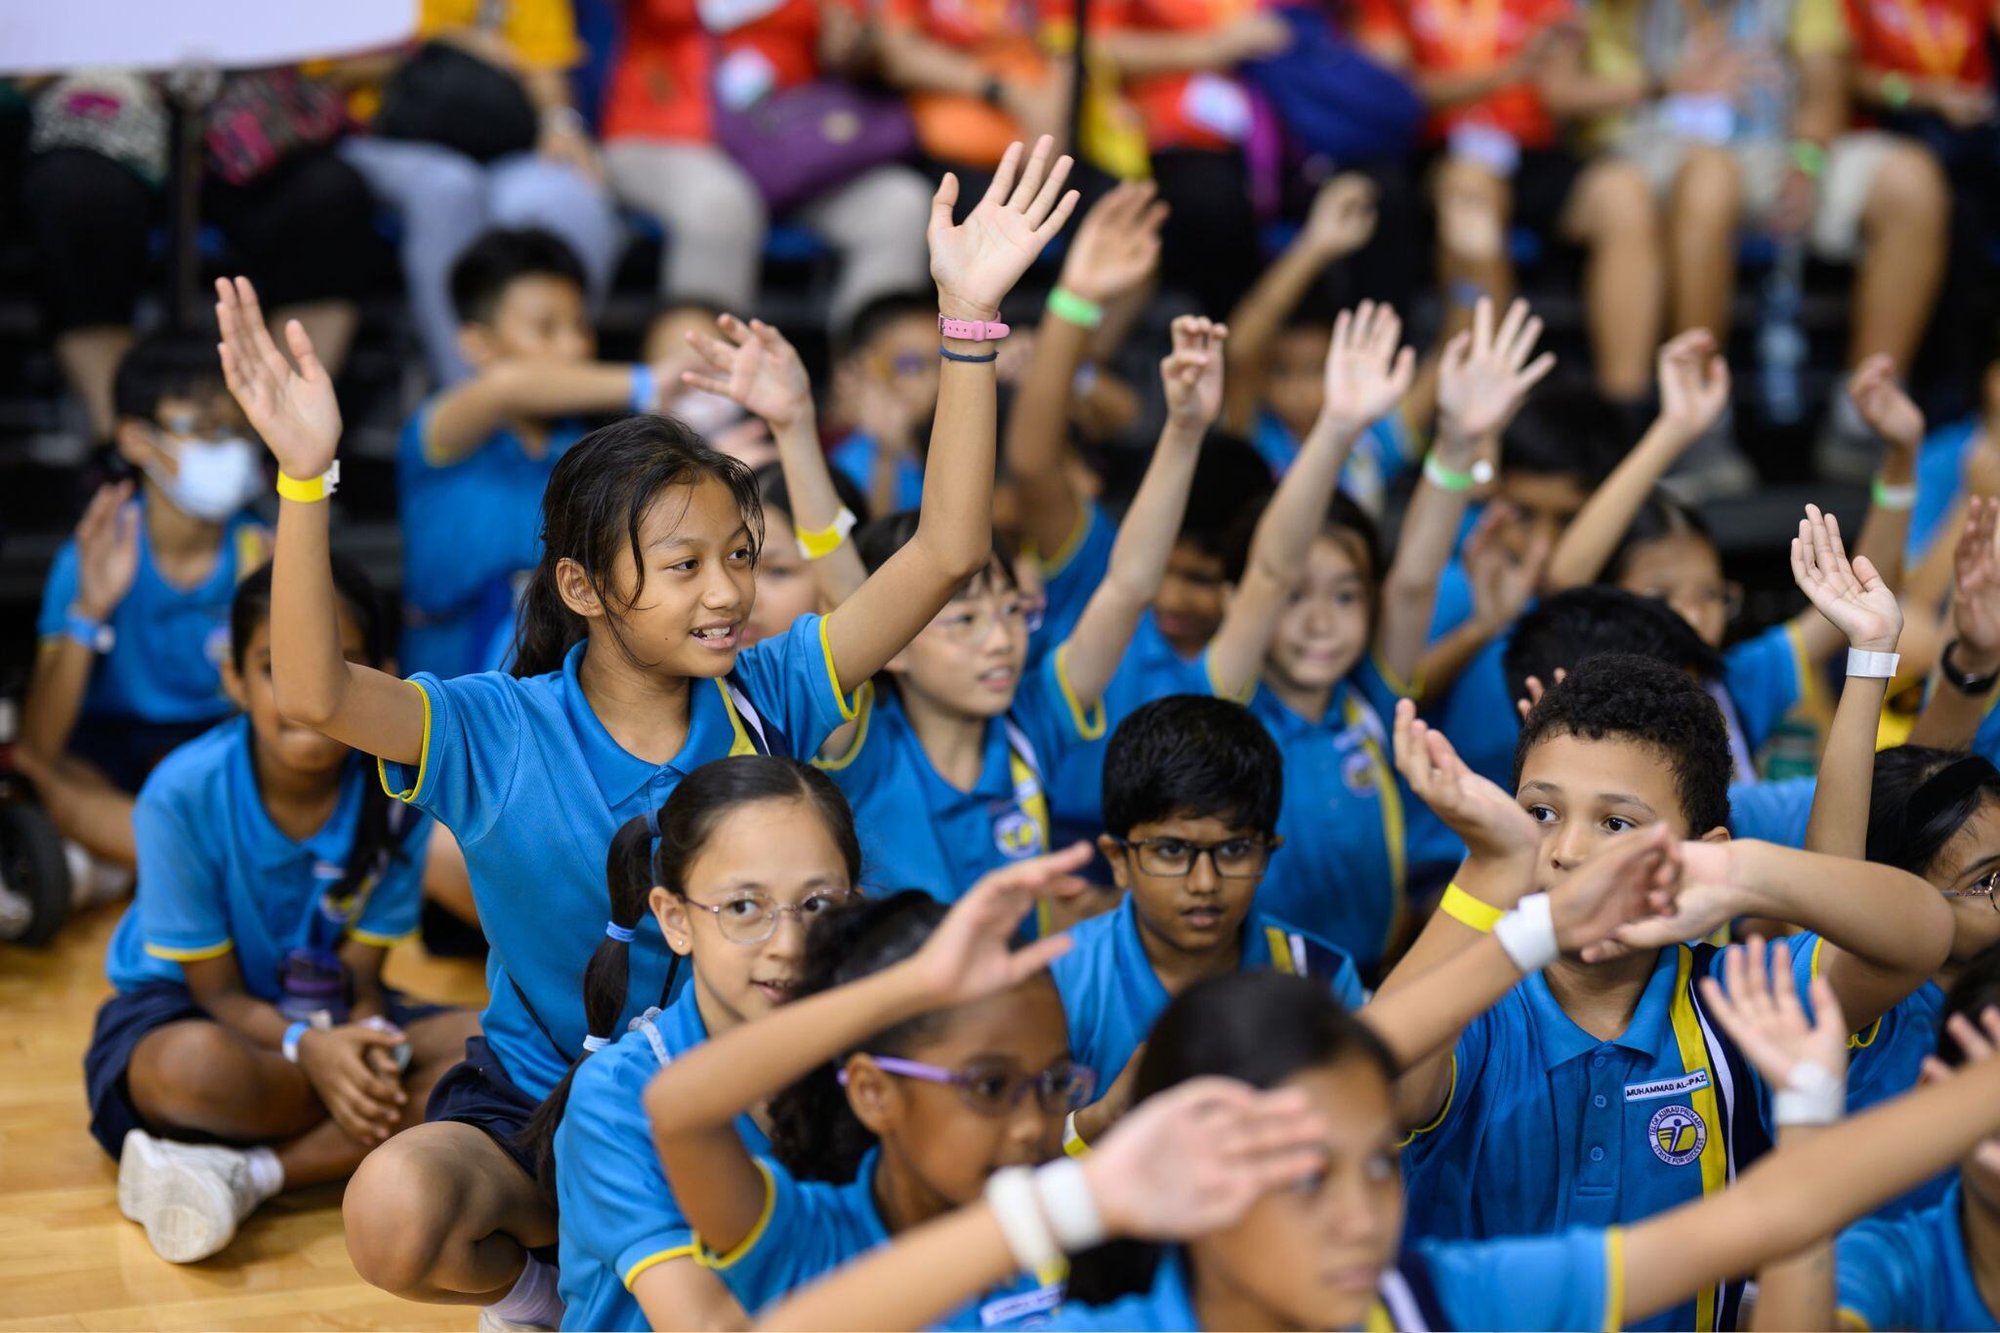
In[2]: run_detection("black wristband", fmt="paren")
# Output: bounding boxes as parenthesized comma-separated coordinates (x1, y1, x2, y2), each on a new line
(1942, 639, 2000, 696)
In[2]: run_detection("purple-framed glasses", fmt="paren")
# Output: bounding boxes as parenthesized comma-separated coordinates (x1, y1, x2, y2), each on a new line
(838, 1055, 1097, 1115)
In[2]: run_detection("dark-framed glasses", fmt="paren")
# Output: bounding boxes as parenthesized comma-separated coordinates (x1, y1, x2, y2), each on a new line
(1111, 835, 1279, 878)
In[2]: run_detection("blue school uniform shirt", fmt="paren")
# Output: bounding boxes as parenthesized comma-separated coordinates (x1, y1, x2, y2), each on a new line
(1719, 623, 1810, 770)
(1235, 658, 1408, 972)
(36, 505, 266, 726)
(106, 716, 430, 996)
(1837, 1179, 1998, 1331)
(1031, 503, 1119, 664)
(818, 648, 1104, 905)
(1050, 892, 1363, 1089)
(1401, 938, 1820, 1332)
(556, 987, 772, 1332)
(698, 1146, 1064, 1328)
(1843, 980, 1954, 1219)
(1909, 416, 1980, 561)
(830, 431, 925, 514)
(397, 400, 586, 680)
(377, 613, 858, 1099)
(1250, 408, 1415, 515)
(1042, 1230, 1620, 1331)
(1726, 777, 1813, 847)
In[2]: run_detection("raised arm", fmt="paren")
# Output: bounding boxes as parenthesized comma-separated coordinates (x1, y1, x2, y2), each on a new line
(421, 359, 666, 468)
(1912, 497, 2000, 748)
(1056, 317, 1222, 707)
(645, 846, 1093, 1258)
(683, 314, 868, 605)
(1415, 505, 1551, 701)
(1204, 302, 1415, 702)
(820, 138, 1080, 688)
(1793, 505, 1903, 858)
(1220, 174, 1378, 435)
(214, 277, 424, 764)
(21, 482, 140, 763)
(1545, 329, 1729, 591)
(1004, 182, 1167, 560)
(1089, 11, 1291, 78)
(1377, 298, 1554, 686)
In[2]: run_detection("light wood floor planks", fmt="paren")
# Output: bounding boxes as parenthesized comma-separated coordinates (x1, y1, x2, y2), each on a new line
(1, 904, 490, 1331)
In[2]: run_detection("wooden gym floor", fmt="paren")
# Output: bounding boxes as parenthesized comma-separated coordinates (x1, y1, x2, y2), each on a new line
(2, 904, 489, 1331)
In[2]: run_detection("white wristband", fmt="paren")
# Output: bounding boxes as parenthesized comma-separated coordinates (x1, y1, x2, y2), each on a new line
(1493, 892, 1559, 973)
(1846, 648, 1901, 679)
(1033, 1157, 1106, 1253)
(985, 1167, 1062, 1275)
(1773, 1061, 1845, 1126)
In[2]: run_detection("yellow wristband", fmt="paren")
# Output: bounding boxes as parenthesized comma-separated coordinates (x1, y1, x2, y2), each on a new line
(795, 506, 858, 560)
(1438, 883, 1503, 933)
(276, 463, 337, 504)
(1062, 1111, 1090, 1157)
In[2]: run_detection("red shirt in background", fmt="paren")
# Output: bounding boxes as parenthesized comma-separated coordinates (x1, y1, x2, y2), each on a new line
(1842, 0, 1991, 86)
(1355, 0, 1571, 147)
(1095, 0, 1262, 151)
(603, 0, 825, 143)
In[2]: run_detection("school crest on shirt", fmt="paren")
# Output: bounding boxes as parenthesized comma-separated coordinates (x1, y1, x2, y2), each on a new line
(1648, 1103, 1707, 1166)
(204, 624, 231, 670)
(992, 805, 1045, 861)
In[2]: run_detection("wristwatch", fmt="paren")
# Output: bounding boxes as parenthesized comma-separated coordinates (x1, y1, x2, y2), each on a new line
(1941, 639, 2000, 696)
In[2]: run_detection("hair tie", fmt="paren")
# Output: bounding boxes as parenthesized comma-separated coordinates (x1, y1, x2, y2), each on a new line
(1904, 756, 2000, 849)
(605, 921, 635, 943)
(582, 1034, 610, 1052)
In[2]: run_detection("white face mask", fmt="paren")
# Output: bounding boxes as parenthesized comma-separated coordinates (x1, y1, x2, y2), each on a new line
(148, 435, 262, 521)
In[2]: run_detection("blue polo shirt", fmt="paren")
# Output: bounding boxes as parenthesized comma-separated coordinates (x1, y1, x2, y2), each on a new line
(1720, 623, 1810, 769)
(107, 716, 429, 996)
(1844, 980, 1953, 1219)
(1031, 504, 1118, 664)
(397, 401, 586, 680)
(1250, 408, 1415, 515)
(1042, 1229, 1619, 1331)
(556, 988, 771, 1332)
(1908, 416, 1979, 561)
(1836, 1179, 1999, 1331)
(1050, 892, 1364, 1090)
(697, 1147, 1065, 1329)
(37, 505, 266, 726)
(1401, 939, 1813, 1332)
(830, 431, 924, 516)
(378, 613, 858, 1099)
(818, 647, 1103, 905)
(1238, 659, 1408, 971)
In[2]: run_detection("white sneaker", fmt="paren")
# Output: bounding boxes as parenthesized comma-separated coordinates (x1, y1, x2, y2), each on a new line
(477, 1309, 559, 1332)
(117, 1130, 264, 1263)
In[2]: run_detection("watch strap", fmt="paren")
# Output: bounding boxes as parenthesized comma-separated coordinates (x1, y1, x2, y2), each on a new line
(939, 315, 1012, 342)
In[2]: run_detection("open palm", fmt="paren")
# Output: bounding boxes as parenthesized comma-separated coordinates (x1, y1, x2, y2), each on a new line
(1656, 328, 1730, 444)
(928, 137, 1079, 316)
(907, 843, 1094, 1005)
(683, 314, 812, 431)
(1393, 699, 1540, 860)
(1849, 355, 1923, 455)
(215, 276, 341, 479)
(1699, 938, 1848, 1088)
(1060, 180, 1168, 303)
(1321, 301, 1415, 431)
(1792, 504, 1900, 652)
(1436, 297, 1555, 446)
(1954, 497, 2000, 655)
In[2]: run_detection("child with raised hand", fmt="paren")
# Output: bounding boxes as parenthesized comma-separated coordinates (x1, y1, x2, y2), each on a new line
(1383, 652, 1954, 1331)
(820, 315, 1226, 927)
(83, 559, 474, 1266)
(215, 135, 1078, 1323)
(529, 757, 862, 1332)
(1912, 496, 2000, 753)
(1201, 297, 1552, 971)
(22, 333, 270, 872)
(1546, 339, 1923, 769)
(644, 846, 1098, 1328)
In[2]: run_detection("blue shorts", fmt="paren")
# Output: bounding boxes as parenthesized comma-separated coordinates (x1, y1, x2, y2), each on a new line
(424, 1034, 542, 1182)
(70, 714, 226, 793)
(83, 981, 445, 1160)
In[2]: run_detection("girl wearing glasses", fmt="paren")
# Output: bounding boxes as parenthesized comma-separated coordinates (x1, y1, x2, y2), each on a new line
(526, 756, 863, 1330)
(815, 318, 1229, 931)
(645, 845, 1100, 1327)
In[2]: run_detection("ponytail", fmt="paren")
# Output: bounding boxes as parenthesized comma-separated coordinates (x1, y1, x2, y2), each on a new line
(522, 815, 656, 1202)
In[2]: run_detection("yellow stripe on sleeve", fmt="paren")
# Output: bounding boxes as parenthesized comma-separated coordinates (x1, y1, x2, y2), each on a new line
(377, 679, 434, 804)
(1397, 1053, 1456, 1146)
(812, 682, 874, 773)
(346, 927, 419, 949)
(1051, 642, 1107, 741)
(817, 616, 860, 722)
(1034, 506, 1094, 576)
(622, 1245, 697, 1290)
(144, 939, 234, 962)
(694, 1161, 777, 1272)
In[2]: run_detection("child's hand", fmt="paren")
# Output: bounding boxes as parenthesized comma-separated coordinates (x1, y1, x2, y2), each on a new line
(70, 481, 140, 620)
(1548, 825, 1680, 955)
(1300, 173, 1378, 260)
(1162, 316, 1227, 431)
(1654, 328, 1730, 448)
(905, 842, 1094, 1004)
(1583, 838, 1743, 962)
(1515, 667, 1565, 720)
(682, 314, 814, 432)
(1920, 1007, 2000, 1176)
(1319, 301, 1416, 436)
(1435, 297, 1555, 450)
(1952, 497, 2000, 663)
(928, 137, 1079, 321)
(1791, 503, 1901, 654)
(296, 1023, 409, 1145)
(1848, 354, 1923, 457)
(1081, 1078, 1328, 1242)
(1074, 1041, 1148, 1143)
(1464, 503, 1549, 633)
(214, 276, 342, 481)
(1392, 699, 1541, 861)
(1058, 180, 1168, 304)
(1699, 937, 1848, 1090)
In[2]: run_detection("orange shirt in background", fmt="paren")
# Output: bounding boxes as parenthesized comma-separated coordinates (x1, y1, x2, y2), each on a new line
(1355, 0, 1571, 147)
(882, 0, 1059, 164)
(1096, 0, 1261, 151)
(602, 0, 825, 143)
(1842, 0, 1991, 87)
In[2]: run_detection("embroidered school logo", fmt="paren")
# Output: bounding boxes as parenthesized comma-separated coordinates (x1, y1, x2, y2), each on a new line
(993, 808, 1044, 861)
(1649, 1104, 1707, 1166)
(204, 624, 231, 669)
(1341, 748, 1378, 796)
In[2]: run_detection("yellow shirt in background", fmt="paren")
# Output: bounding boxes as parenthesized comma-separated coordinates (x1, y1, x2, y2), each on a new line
(419, 0, 584, 70)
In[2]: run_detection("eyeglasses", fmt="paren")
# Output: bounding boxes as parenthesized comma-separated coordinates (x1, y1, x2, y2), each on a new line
(1111, 836, 1280, 879)
(932, 594, 1044, 645)
(681, 888, 856, 944)
(1942, 870, 2000, 913)
(841, 1055, 1097, 1116)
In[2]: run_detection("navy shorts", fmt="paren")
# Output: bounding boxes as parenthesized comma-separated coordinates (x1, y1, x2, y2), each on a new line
(70, 715, 224, 793)
(424, 1035, 542, 1182)
(83, 981, 447, 1160)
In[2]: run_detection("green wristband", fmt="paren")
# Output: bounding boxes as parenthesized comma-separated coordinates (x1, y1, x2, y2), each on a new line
(1423, 453, 1478, 493)
(1046, 286, 1105, 330)
(1791, 139, 1828, 179)
(1881, 71, 1913, 110)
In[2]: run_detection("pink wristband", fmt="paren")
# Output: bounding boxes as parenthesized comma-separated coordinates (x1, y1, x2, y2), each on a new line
(939, 314, 1011, 342)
